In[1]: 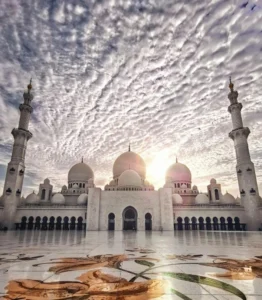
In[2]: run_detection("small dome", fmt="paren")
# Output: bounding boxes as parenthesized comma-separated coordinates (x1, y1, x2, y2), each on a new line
(44, 178, 50, 184)
(68, 162, 94, 183)
(26, 191, 40, 204)
(166, 162, 192, 183)
(222, 192, 235, 204)
(51, 193, 65, 205)
(62, 185, 67, 190)
(172, 194, 183, 205)
(77, 193, 88, 205)
(113, 151, 146, 179)
(73, 183, 78, 188)
(192, 185, 198, 190)
(109, 180, 116, 186)
(195, 193, 209, 204)
(181, 183, 187, 188)
(144, 180, 150, 186)
(235, 196, 241, 204)
(210, 178, 217, 184)
(118, 170, 142, 187)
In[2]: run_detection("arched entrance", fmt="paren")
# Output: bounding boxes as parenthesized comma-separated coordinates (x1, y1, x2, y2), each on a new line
(145, 213, 152, 230)
(108, 213, 115, 231)
(123, 206, 137, 230)
(20, 216, 27, 230)
(28, 217, 34, 230)
(77, 217, 83, 230)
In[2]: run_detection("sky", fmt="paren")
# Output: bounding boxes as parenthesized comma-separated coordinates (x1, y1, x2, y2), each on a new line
(0, 0, 262, 198)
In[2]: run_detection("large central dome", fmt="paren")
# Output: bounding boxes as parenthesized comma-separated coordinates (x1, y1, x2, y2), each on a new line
(113, 151, 146, 179)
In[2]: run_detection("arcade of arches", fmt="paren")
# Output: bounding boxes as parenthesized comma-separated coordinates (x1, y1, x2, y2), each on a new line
(16, 216, 85, 230)
(175, 216, 245, 231)
(16, 215, 245, 231)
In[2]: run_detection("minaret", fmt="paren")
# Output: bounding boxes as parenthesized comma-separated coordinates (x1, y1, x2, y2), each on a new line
(2, 80, 34, 229)
(228, 78, 260, 230)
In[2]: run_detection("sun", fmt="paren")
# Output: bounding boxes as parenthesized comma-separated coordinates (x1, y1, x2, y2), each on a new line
(146, 150, 171, 189)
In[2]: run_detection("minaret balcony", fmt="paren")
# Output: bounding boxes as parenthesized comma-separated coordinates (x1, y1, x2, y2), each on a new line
(250, 188, 256, 195)
(19, 103, 33, 113)
(19, 169, 24, 176)
(229, 127, 250, 140)
(228, 102, 242, 113)
(9, 167, 15, 174)
(11, 128, 33, 140)
(16, 189, 21, 196)
(246, 167, 252, 173)
(6, 188, 12, 195)
(237, 169, 242, 175)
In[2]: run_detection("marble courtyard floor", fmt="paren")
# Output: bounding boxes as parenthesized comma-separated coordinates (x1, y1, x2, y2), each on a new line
(0, 231, 262, 299)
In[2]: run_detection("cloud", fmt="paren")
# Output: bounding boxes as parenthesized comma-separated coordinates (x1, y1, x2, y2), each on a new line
(0, 0, 262, 197)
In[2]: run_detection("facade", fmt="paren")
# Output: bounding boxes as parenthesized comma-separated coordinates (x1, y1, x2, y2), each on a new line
(0, 79, 261, 231)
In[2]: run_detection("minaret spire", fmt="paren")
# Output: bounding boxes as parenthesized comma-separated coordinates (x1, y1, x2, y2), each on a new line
(176, 157, 178, 163)
(128, 142, 131, 152)
(81, 157, 84, 163)
(2, 79, 34, 229)
(229, 76, 234, 92)
(227, 78, 260, 230)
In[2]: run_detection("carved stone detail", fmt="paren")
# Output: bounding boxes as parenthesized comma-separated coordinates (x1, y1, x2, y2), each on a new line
(228, 102, 242, 113)
(11, 128, 33, 140)
(229, 127, 250, 140)
(19, 104, 33, 113)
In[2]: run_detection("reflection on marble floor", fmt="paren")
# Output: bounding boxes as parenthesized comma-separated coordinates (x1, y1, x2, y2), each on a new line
(1, 231, 262, 299)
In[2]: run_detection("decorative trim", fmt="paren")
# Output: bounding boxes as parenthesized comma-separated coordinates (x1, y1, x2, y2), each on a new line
(246, 167, 252, 172)
(237, 169, 242, 174)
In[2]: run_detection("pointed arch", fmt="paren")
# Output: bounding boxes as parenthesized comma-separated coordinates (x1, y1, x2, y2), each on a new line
(123, 206, 137, 230)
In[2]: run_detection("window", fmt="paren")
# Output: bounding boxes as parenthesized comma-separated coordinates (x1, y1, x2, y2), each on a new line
(208, 190, 212, 200)
(215, 189, 219, 200)
(41, 189, 46, 200)
(178, 183, 180, 188)
(79, 183, 82, 188)
(83, 183, 85, 188)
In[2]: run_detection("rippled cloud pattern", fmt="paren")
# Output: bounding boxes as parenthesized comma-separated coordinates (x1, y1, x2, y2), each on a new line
(0, 0, 262, 196)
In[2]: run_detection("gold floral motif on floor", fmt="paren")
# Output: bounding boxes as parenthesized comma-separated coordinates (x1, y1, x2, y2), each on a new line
(3, 253, 262, 300)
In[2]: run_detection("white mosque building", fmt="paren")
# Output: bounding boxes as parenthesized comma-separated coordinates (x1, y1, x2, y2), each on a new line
(0, 79, 261, 231)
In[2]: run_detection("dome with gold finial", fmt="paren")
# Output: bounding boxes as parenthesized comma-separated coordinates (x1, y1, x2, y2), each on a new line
(113, 145, 146, 180)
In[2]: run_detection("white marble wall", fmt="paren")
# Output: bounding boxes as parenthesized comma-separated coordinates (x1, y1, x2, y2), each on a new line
(87, 188, 173, 231)
(159, 188, 174, 230)
(87, 188, 101, 230)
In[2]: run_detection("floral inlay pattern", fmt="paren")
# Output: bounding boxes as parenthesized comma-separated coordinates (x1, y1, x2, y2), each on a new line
(3, 270, 169, 300)
(3, 252, 261, 300)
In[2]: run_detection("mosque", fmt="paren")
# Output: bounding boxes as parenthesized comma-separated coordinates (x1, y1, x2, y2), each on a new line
(0, 79, 261, 231)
